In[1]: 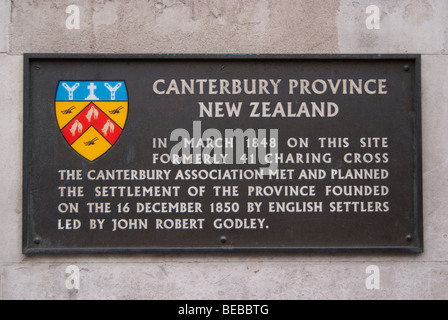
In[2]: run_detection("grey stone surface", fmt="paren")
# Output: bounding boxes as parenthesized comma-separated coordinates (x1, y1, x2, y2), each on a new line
(1, 261, 448, 299)
(0, 0, 10, 52)
(10, 0, 448, 55)
(420, 55, 448, 262)
(0, 54, 23, 263)
(9, 0, 340, 54)
(337, 0, 448, 54)
(1, 0, 448, 300)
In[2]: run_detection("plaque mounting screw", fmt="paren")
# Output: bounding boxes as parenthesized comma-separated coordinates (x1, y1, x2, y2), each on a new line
(403, 65, 410, 71)
(33, 237, 41, 245)
(406, 235, 413, 242)
(220, 236, 227, 244)
(35, 65, 40, 70)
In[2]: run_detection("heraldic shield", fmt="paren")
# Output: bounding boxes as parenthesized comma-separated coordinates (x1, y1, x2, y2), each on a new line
(55, 81, 128, 161)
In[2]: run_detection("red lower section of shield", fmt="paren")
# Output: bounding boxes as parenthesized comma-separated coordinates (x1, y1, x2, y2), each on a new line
(61, 102, 122, 146)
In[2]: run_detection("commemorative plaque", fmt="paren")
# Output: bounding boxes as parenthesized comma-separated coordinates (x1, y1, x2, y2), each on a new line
(23, 54, 423, 253)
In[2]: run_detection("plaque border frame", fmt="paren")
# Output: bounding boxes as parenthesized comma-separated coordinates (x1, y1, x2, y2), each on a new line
(22, 53, 423, 254)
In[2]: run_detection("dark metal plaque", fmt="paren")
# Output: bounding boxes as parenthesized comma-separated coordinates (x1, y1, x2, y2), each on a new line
(23, 54, 422, 254)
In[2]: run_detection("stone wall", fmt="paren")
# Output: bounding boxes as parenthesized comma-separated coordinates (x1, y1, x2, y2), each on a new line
(1, 0, 447, 299)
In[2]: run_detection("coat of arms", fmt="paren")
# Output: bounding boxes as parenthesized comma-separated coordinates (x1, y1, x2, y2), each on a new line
(55, 81, 128, 161)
